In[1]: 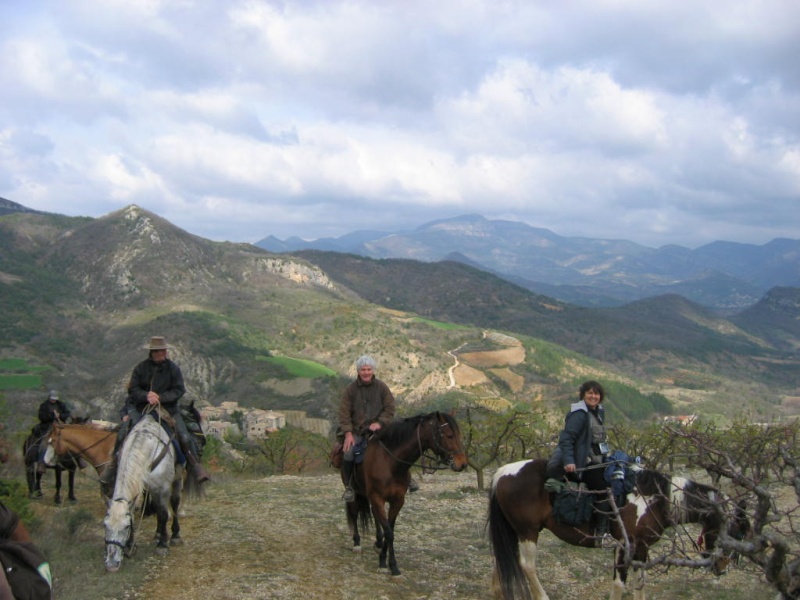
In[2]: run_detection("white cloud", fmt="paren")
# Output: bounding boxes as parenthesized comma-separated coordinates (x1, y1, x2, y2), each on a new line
(0, 0, 798, 248)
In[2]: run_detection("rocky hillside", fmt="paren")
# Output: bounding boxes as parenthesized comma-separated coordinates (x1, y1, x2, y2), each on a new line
(2, 204, 799, 431)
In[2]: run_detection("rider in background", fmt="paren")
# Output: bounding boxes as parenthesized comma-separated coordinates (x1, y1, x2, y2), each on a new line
(546, 380, 613, 547)
(35, 390, 71, 437)
(337, 355, 396, 502)
(30, 390, 71, 473)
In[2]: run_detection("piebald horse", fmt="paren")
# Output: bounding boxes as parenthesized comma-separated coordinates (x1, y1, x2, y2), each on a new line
(488, 458, 749, 600)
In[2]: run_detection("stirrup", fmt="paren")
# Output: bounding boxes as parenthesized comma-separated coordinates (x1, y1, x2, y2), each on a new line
(342, 487, 355, 502)
(597, 533, 615, 549)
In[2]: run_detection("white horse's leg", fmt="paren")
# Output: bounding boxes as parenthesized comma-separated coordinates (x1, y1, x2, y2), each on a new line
(519, 540, 549, 600)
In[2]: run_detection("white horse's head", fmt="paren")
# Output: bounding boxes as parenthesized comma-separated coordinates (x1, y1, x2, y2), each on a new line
(104, 499, 132, 572)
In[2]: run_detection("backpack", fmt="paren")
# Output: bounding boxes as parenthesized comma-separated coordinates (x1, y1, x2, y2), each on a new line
(603, 450, 639, 507)
(0, 539, 53, 600)
(550, 480, 594, 526)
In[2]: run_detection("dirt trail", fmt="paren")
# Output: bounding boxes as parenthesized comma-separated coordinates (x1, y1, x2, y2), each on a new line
(46, 472, 775, 600)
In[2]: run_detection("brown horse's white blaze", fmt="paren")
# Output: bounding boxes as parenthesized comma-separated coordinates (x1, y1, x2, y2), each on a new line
(488, 458, 748, 600)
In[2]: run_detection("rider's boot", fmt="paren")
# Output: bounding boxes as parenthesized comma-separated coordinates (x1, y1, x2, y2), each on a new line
(594, 499, 614, 548)
(341, 459, 355, 502)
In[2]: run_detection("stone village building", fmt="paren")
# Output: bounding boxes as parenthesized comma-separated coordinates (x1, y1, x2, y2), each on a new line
(201, 401, 286, 441)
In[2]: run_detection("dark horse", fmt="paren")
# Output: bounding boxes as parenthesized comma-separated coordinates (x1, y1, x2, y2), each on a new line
(342, 411, 469, 576)
(488, 458, 750, 600)
(22, 417, 89, 504)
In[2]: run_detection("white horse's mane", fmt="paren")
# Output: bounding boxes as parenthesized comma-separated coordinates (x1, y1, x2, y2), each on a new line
(112, 416, 173, 505)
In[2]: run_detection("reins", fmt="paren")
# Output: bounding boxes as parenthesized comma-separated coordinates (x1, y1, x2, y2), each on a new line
(376, 416, 461, 471)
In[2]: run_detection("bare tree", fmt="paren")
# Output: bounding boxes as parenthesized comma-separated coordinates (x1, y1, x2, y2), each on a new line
(637, 422, 800, 600)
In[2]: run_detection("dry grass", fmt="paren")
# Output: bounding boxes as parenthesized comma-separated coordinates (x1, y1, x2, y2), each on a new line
(28, 470, 778, 600)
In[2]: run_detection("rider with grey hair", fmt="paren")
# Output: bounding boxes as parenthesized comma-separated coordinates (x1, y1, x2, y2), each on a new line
(337, 355, 396, 502)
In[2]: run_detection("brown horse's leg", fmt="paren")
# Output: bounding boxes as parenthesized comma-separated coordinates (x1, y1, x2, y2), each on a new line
(518, 540, 549, 600)
(384, 494, 406, 576)
(68, 468, 78, 502)
(345, 500, 361, 551)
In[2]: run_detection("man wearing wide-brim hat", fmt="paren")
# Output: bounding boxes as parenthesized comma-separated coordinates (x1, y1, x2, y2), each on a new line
(102, 336, 210, 493)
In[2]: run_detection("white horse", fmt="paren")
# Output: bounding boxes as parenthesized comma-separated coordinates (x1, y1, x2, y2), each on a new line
(104, 413, 184, 572)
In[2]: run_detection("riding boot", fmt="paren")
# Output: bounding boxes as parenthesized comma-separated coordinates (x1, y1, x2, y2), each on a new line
(594, 499, 614, 548)
(341, 460, 355, 502)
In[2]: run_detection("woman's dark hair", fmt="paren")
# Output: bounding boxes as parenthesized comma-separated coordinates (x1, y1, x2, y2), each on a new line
(579, 380, 605, 402)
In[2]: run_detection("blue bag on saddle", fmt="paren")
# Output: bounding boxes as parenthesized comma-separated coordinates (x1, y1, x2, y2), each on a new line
(604, 450, 637, 506)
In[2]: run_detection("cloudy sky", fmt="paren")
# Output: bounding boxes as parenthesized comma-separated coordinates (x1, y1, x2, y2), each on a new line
(1, 1, 798, 249)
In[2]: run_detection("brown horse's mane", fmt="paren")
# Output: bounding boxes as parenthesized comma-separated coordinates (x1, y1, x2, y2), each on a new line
(376, 412, 457, 449)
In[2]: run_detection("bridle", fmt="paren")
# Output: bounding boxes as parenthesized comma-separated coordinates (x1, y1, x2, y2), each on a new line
(378, 414, 464, 471)
(50, 423, 116, 470)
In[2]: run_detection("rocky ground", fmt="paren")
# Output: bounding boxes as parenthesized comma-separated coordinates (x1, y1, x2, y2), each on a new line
(30, 469, 778, 600)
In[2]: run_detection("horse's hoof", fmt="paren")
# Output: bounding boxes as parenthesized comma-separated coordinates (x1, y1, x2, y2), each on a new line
(391, 570, 402, 577)
(352, 545, 362, 553)
(68, 497, 78, 503)
(154, 546, 169, 557)
(54, 497, 62, 505)
(30, 491, 43, 500)
(170, 537, 183, 546)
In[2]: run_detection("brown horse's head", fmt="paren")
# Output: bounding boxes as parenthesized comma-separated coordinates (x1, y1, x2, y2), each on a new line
(431, 412, 468, 472)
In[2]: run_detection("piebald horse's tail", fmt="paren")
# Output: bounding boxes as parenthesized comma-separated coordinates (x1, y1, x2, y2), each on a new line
(488, 490, 533, 600)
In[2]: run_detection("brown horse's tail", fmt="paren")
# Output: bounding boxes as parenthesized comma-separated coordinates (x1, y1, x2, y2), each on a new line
(488, 491, 533, 600)
(356, 493, 371, 533)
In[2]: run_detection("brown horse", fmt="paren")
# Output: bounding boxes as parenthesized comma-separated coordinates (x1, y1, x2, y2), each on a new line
(43, 423, 117, 493)
(22, 417, 91, 504)
(488, 458, 750, 600)
(343, 411, 468, 576)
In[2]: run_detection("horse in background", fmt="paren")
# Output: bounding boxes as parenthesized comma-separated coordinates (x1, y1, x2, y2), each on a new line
(43, 423, 117, 495)
(104, 412, 185, 572)
(488, 458, 750, 600)
(22, 416, 90, 504)
(343, 411, 468, 576)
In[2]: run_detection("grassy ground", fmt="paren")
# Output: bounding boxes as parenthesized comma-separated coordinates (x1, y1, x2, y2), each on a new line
(23, 469, 778, 600)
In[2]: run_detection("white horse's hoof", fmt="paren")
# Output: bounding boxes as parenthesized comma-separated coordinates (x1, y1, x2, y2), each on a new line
(352, 546, 362, 553)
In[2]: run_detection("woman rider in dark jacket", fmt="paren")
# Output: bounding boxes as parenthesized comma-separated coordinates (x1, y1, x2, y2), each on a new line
(546, 380, 612, 546)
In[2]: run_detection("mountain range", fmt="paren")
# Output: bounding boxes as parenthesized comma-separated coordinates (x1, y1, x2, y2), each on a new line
(1, 199, 799, 432)
(257, 214, 800, 312)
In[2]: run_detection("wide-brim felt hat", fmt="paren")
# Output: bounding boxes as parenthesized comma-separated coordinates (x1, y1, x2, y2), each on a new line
(144, 336, 170, 350)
